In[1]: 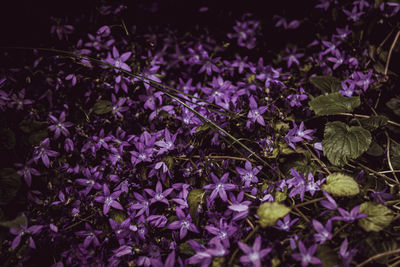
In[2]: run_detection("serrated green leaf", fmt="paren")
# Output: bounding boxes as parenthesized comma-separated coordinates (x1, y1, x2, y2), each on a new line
(0, 215, 27, 230)
(0, 168, 21, 205)
(322, 173, 360, 197)
(309, 93, 360, 116)
(358, 202, 394, 232)
(309, 76, 341, 93)
(274, 189, 287, 202)
(322, 121, 371, 166)
(359, 115, 388, 131)
(93, 100, 112, 114)
(257, 202, 290, 228)
(187, 189, 205, 224)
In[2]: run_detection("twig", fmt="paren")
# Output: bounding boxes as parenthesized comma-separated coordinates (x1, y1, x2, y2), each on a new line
(385, 132, 399, 183)
(303, 143, 331, 175)
(64, 214, 95, 231)
(351, 160, 399, 185)
(292, 206, 310, 223)
(384, 30, 400, 76)
(356, 248, 400, 267)
(291, 197, 325, 209)
(177, 155, 248, 161)
(338, 113, 400, 128)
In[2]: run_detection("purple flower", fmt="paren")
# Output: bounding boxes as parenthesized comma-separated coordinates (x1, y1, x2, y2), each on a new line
(147, 215, 168, 228)
(287, 89, 308, 107)
(235, 160, 261, 188)
(285, 122, 315, 150)
(187, 239, 228, 267)
(227, 191, 252, 221)
(327, 49, 345, 70)
(312, 219, 332, 244)
(155, 128, 177, 155)
(129, 192, 150, 217)
(8, 88, 33, 110)
(292, 241, 321, 267)
(75, 222, 102, 248)
(109, 218, 131, 244)
(274, 214, 299, 232)
(48, 111, 73, 139)
(94, 184, 123, 215)
(105, 46, 132, 72)
(247, 96, 268, 127)
(168, 207, 199, 239)
(339, 80, 357, 97)
(343, 6, 364, 22)
(283, 46, 304, 68)
(331, 205, 367, 223)
(305, 172, 325, 196)
(238, 235, 271, 267)
(354, 70, 374, 92)
(15, 160, 40, 187)
(75, 167, 102, 196)
(287, 169, 306, 201)
(145, 180, 173, 206)
(32, 138, 59, 168)
(320, 191, 338, 211)
(10, 221, 43, 249)
(339, 238, 357, 267)
(205, 218, 237, 248)
(204, 172, 236, 202)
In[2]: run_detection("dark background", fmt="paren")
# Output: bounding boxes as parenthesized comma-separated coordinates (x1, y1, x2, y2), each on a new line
(0, 0, 316, 48)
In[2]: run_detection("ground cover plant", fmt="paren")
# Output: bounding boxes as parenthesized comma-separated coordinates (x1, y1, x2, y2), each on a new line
(1, 0, 400, 266)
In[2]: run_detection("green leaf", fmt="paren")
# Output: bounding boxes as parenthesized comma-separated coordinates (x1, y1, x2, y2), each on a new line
(0, 128, 16, 150)
(358, 202, 394, 232)
(93, 100, 112, 114)
(187, 189, 205, 224)
(257, 202, 291, 228)
(386, 97, 400, 116)
(359, 115, 388, 131)
(321, 173, 360, 197)
(0, 215, 27, 230)
(366, 141, 385, 157)
(0, 168, 21, 205)
(390, 141, 400, 169)
(309, 76, 341, 93)
(322, 121, 372, 166)
(309, 93, 361, 116)
(195, 123, 210, 133)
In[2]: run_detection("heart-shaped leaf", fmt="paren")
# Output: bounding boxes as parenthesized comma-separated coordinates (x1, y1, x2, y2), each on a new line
(358, 202, 394, 232)
(257, 202, 291, 228)
(322, 121, 371, 166)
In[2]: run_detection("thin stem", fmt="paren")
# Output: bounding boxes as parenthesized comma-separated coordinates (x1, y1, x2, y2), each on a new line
(384, 30, 400, 76)
(64, 214, 95, 231)
(177, 155, 248, 161)
(356, 248, 400, 267)
(385, 132, 399, 183)
(292, 206, 310, 223)
(338, 113, 400, 128)
(351, 160, 399, 185)
(291, 197, 325, 209)
(303, 143, 331, 175)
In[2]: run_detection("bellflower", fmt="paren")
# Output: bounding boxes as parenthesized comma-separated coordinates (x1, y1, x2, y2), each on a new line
(145, 180, 173, 206)
(247, 96, 268, 127)
(167, 207, 199, 239)
(238, 235, 272, 267)
(205, 218, 237, 248)
(274, 214, 299, 232)
(32, 138, 59, 168)
(94, 184, 124, 215)
(204, 172, 236, 202)
(48, 111, 73, 139)
(10, 221, 43, 250)
(15, 160, 40, 187)
(235, 160, 261, 188)
(292, 241, 321, 267)
(75, 223, 102, 248)
(331, 205, 367, 223)
(105, 46, 132, 72)
(312, 219, 332, 244)
(339, 238, 357, 267)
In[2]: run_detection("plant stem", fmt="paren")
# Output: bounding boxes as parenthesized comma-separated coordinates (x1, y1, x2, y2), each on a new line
(291, 197, 325, 209)
(356, 248, 400, 267)
(384, 30, 400, 76)
(338, 113, 400, 128)
(350, 160, 399, 185)
(303, 143, 331, 175)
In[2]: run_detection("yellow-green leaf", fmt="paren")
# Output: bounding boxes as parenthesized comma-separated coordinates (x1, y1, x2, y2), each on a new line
(322, 173, 359, 197)
(358, 202, 394, 232)
(257, 202, 291, 228)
